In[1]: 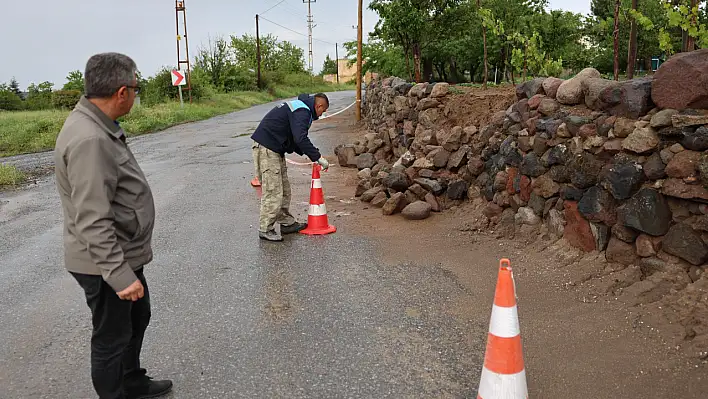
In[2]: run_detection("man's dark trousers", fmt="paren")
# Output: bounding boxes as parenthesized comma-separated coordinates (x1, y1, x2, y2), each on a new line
(71, 269, 151, 399)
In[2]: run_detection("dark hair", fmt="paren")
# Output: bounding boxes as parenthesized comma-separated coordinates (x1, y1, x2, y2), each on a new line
(314, 93, 329, 106)
(84, 52, 137, 98)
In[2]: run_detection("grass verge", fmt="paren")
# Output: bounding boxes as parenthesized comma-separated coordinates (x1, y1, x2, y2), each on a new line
(0, 164, 27, 187)
(0, 82, 354, 158)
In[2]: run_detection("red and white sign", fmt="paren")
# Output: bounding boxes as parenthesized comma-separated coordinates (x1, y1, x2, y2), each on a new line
(171, 70, 186, 86)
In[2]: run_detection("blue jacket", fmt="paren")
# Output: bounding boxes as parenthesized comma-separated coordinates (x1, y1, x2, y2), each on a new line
(250, 94, 321, 162)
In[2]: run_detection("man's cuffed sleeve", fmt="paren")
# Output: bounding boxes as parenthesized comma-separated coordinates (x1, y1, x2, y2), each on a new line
(289, 109, 321, 162)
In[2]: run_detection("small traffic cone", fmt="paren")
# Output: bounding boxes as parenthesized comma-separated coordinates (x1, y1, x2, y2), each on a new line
(300, 163, 336, 236)
(250, 176, 261, 187)
(477, 259, 528, 399)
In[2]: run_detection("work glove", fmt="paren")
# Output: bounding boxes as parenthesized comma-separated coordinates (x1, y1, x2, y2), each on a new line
(317, 157, 330, 172)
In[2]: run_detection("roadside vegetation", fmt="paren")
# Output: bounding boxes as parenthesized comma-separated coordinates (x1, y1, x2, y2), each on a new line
(0, 164, 26, 188)
(0, 34, 353, 158)
(343, 0, 707, 84)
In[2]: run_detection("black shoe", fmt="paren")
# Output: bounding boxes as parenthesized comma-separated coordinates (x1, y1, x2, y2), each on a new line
(125, 375, 173, 399)
(280, 222, 307, 234)
(259, 229, 283, 241)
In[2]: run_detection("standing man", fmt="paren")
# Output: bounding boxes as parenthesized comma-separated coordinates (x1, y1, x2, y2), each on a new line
(54, 53, 172, 399)
(251, 93, 330, 242)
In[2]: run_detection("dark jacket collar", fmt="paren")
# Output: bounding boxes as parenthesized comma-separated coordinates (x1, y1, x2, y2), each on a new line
(297, 94, 319, 121)
(75, 96, 126, 141)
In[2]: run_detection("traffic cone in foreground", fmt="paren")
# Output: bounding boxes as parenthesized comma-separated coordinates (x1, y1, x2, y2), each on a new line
(300, 163, 336, 236)
(477, 259, 528, 399)
(250, 176, 261, 187)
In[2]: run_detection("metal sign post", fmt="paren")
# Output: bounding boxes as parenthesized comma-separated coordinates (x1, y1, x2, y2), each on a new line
(171, 70, 186, 107)
(175, 0, 192, 103)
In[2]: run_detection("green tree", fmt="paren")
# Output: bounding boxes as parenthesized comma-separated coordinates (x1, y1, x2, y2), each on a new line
(62, 70, 84, 92)
(230, 34, 306, 74)
(194, 35, 232, 90)
(369, 0, 463, 82)
(660, 0, 708, 53)
(0, 83, 23, 111)
(344, 39, 409, 78)
(321, 54, 338, 75)
(9, 78, 22, 97)
(25, 81, 54, 110)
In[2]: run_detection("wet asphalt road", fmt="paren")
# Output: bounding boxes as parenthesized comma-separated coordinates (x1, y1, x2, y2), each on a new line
(0, 91, 485, 398)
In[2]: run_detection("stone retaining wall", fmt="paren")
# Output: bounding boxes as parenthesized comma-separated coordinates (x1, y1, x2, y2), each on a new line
(336, 48, 708, 287)
(336, 49, 708, 353)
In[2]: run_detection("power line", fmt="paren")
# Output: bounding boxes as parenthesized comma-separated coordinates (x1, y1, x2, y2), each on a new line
(258, 15, 337, 46)
(281, 0, 308, 16)
(259, 0, 306, 17)
(259, 0, 288, 16)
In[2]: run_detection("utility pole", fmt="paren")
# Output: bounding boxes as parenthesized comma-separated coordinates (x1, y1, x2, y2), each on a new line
(335, 43, 340, 84)
(356, 0, 363, 121)
(304, 0, 316, 77)
(175, 0, 192, 103)
(256, 14, 262, 90)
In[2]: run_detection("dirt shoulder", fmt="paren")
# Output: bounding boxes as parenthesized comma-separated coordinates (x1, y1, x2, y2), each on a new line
(312, 109, 708, 398)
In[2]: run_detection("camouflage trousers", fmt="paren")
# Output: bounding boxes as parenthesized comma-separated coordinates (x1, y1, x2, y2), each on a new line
(252, 141, 296, 233)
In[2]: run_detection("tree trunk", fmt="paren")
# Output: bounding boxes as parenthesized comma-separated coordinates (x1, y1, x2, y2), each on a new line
(613, 0, 620, 81)
(434, 63, 443, 81)
(424, 58, 434, 82)
(478, 0, 488, 89)
(404, 48, 412, 82)
(510, 46, 516, 86)
(644, 56, 653, 75)
(501, 45, 509, 82)
(413, 43, 422, 83)
(627, 0, 638, 79)
(449, 57, 459, 84)
(686, 0, 698, 51)
(523, 40, 528, 82)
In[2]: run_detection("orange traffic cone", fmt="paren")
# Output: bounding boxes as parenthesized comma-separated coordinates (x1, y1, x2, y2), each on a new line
(300, 163, 336, 236)
(477, 259, 528, 399)
(250, 176, 261, 187)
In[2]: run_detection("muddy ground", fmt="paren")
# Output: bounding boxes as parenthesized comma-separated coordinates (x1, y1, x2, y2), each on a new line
(316, 108, 708, 398)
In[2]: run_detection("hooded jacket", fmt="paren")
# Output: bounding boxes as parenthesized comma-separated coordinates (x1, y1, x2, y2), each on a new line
(250, 94, 322, 161)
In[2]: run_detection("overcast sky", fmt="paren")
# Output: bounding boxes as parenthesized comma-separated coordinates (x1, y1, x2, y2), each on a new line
(0, 0, 591, 91)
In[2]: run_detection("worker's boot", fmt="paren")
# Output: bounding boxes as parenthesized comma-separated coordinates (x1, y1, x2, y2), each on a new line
(259, 230, 283, 242)
(280, 222, 307, 234)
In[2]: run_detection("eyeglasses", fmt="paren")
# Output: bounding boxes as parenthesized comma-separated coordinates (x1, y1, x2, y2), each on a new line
(124, 85, 141, 95)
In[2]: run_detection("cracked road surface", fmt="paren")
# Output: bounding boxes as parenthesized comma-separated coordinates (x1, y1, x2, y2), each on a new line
(0, 92, 485, 398)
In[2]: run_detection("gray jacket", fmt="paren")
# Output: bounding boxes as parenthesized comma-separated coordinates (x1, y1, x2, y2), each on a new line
(54, 96, 155, 292)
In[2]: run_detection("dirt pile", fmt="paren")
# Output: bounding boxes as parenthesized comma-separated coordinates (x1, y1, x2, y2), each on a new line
(336, 70, 708, 357)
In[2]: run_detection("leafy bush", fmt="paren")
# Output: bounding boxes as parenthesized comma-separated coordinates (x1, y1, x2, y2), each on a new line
(0, 91, 23, 111)
(52, 90, 82, 109)
(25, 93, 53, 111)
(140, 66, 215, 106)
(222, 67, 257, 92)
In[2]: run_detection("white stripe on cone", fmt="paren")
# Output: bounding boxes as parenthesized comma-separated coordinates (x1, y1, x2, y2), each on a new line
(309, 204, 327, 216)
(478, 367, 528, 399)
(312, 179, 322, 189)
(488, 305, 520, 338)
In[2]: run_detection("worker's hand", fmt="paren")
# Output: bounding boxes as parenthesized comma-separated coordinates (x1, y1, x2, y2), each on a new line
(317, 157, 330, 172)
(117, 279, 144, 301)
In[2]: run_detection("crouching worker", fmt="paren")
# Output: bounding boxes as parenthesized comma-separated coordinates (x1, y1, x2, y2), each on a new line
(251, 93, 330, 242)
